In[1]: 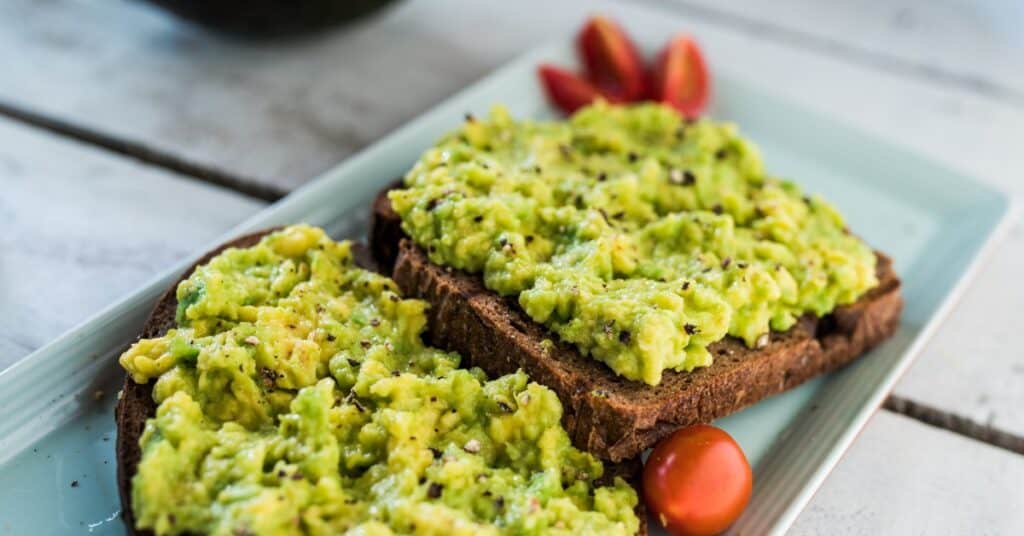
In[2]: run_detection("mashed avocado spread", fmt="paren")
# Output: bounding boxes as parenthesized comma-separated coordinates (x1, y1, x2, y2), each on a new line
(390, 102, 878, 385)
(119, 225, 639, 536)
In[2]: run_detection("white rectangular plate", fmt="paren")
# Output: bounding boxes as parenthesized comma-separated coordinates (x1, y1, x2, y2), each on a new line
(0, 41, 1012, 535)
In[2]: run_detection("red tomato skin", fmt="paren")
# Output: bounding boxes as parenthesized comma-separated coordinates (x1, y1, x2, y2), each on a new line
(537, 64, 621, 115)
(652, 35, 711, 119)
(577, 15, 650, 101)
(643, 425, 752, 536)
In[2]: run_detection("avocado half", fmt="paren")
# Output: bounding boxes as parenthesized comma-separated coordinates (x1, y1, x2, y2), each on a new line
(141, 0, 399, 36)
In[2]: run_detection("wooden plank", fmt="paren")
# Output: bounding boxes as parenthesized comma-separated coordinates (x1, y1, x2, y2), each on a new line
(660, 0, 1024, 102)
(793, 411, 1024, 534)
(0, 118, 263, 369)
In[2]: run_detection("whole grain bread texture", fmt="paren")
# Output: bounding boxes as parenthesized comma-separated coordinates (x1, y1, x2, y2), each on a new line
(372, 186, 903, 463)
(115, 229, 646, 535)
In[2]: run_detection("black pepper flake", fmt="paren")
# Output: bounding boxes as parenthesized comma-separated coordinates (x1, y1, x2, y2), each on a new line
(260, 367, 277, 389)
(682, 281, 691, 291)
(712, 204, 724, 215)
(684, 323, 698, 335)
(464, 113, 476, 122)
(495, 496, 506, 510)
(168, 514, 176, 526)
(525, 235, 535, 243)
(598, 208, 611, 224)
(291, 472, 303, 481)
(597, 171, 607, 182)
(360, 340, 371, 349)
(737, 262, 748, 269)
(347, 358, 359, 368)
(70, 480, 79, 488)
(675, 126, 686, 140)
(715, 148, 728, 160)
(427, 482, 443, 499)
(278, 469, 287, 478)
(627, 152, 638, 163)
(429, 447, 442, 459)
(611, 211, 624, 220)
(803, 196, 812, 205)
(473, 215, 483, 223)
(389, 294, 400, 302)
(430, 396, 437, 402)
(669, 169, 696, 186)
(370, 318, 381, 327)
(419, 476, 427, 484)
(425, 198, 441, 211)
(721, 257, 732, 269)
(619, 330, 631, 344)
(391, 370, 400, 377)
(326, 334, 336, 342)
(534, 165, 543, 174)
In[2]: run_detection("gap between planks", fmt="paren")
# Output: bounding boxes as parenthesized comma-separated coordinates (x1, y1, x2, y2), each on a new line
(0, 100, 286, 203)
(885, 395, 1024, 456)
(633, 0, 1024, 109)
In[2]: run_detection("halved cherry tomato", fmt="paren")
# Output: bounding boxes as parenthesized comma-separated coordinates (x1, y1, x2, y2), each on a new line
(652, 35, 711, 119)
(577, 15, 649, 101)
(643, 424, 752, 536)
(538, 64, 620, 115)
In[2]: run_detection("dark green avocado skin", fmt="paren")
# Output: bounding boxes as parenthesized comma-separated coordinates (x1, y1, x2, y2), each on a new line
(141, 0, 398, 36)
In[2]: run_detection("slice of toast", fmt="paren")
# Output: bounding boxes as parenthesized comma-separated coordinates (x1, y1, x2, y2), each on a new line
(115, 229, 646, 535)
(371, 187, 903, 462)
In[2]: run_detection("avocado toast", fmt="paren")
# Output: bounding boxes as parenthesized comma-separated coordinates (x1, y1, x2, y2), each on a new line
(116, 226, 646, 535)
(371, 103, 903, 462)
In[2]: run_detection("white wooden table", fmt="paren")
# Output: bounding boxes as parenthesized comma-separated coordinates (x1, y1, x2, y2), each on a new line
(2, 0, 1023, 532)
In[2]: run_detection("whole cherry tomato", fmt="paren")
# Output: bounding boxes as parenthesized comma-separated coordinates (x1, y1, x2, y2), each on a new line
(643, 424, 752, 536)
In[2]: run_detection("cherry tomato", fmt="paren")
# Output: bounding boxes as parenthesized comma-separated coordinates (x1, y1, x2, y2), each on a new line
(538, 64, 622, 115)
(643, 424, 752, 536)
(577, 15, 649, 101)
(652, 35, 711, 119)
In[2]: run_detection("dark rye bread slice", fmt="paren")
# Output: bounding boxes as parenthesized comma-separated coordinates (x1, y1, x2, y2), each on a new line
(115, 229, 646, 535)
(372, 188, 903, 462)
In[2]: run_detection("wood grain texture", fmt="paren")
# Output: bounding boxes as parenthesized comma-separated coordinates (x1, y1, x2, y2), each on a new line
(657, 0, 1024, 104)
(791, 411, 1024, 534)
(0, 117, 263, 369)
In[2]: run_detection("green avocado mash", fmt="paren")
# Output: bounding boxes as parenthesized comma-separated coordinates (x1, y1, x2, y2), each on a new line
(119, 225, 638, 536)
(390, 102, 878, 385)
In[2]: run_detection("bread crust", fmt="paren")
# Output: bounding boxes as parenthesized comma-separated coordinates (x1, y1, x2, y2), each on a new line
(374, 188, 903, 462)
(115, 229, 646, 535)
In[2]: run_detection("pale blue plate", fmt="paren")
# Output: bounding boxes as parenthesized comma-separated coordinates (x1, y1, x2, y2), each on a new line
(0, 41, 1012, 535)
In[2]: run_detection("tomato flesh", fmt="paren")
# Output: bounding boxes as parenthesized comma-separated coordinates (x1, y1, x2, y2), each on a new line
(653, 35, 711, 119)
(643, 425, 752, 536)
(577, 15, 649, 101)
(538, 64, 620, 115)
